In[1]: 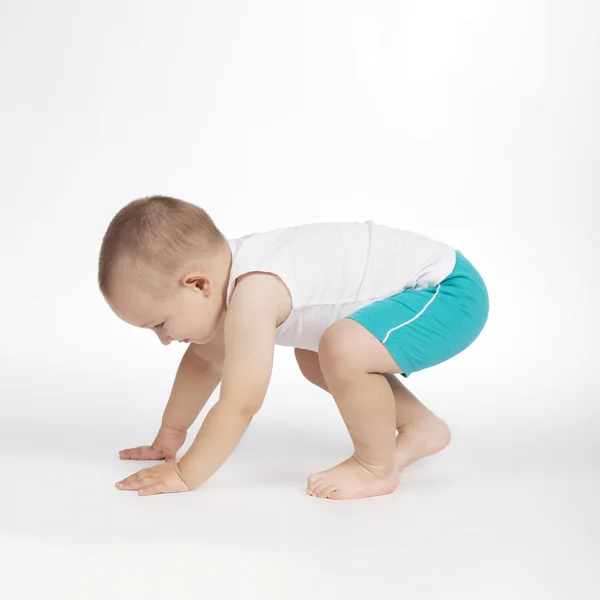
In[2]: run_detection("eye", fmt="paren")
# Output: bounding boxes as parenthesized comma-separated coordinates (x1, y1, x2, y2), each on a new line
(154, 322, 165, 330)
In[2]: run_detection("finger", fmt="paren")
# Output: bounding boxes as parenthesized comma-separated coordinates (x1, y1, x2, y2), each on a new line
(119, 446, 150, 459)
(120, 445, 150, 453)
(138, 484, 164, 496)
(121, 448, 165, 461)
(119, 447, 138, 459)
(132, 449, 165, 460)
(164, 455, 175, 463)
(116, 470, 155, 491)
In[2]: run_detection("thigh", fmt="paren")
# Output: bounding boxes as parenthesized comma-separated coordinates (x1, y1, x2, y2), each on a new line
(294, 348, 327, 387)
(346, 250, 489, 378)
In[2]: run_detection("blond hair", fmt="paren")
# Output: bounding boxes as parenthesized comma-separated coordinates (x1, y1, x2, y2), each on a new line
(98, 195, 227, 300)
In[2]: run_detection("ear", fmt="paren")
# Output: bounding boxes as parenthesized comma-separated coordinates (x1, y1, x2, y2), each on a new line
(181, 271, 211, 294)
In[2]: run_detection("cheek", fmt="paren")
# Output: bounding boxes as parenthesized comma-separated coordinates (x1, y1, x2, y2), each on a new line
(171, 310, 198, 337)
(170, 320, 187, 338)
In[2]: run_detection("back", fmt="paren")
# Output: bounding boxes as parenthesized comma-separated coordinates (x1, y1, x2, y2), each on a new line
(226, 220, 456, 351)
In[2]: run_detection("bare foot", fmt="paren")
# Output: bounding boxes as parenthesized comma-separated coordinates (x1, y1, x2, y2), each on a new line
(306, 456, 400, 500)
(306, 417, 450, 500)
(395, 416, 451, 471)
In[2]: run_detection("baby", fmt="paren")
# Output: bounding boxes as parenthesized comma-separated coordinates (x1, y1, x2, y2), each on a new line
(99, 195, 489, 500)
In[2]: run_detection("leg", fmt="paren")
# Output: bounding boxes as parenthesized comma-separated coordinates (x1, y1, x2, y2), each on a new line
(295, 341, 451, 497)
(307, 321, 399, 499)
(385, 374, 452, 469)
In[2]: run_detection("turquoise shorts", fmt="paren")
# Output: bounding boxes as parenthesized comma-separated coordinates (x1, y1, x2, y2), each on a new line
(346, 250, 489, 378)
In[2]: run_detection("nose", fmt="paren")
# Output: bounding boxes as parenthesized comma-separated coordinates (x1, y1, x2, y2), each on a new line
(156, 331, 172, 346)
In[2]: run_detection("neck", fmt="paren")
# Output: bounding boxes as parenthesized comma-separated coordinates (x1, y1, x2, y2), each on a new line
(216, 240, 233, 305)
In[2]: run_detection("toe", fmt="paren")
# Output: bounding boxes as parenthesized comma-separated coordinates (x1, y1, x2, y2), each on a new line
(307, 473, 323, 495)
(307, 473, 322, 487)
(327, 488, 344, 500)
(314, 482, 333, 498)
(323, 485, 340, 499)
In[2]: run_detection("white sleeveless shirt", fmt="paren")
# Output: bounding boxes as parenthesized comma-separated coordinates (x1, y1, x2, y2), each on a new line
(225, 220, 456, 352)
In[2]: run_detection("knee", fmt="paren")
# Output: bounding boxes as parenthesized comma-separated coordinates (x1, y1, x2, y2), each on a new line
(317, 322, 359, 380)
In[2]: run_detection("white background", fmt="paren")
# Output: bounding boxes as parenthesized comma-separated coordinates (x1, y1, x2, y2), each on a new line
(1, 1, 598, 598)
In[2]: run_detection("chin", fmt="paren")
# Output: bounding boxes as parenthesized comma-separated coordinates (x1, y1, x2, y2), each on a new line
(199, 331, 217, 344)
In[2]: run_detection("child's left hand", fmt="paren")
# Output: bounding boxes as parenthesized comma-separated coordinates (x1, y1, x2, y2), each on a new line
(115, 462, 190, 496)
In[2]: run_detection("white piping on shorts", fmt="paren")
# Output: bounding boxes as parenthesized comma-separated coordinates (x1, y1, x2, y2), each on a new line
(382, 284, 441, 344)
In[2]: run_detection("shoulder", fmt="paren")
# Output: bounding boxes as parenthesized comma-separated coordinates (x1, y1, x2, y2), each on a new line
(229, 271, 292, 328)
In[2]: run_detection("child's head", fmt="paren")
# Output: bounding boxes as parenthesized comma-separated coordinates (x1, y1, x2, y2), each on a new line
(98, 195, 231, 346)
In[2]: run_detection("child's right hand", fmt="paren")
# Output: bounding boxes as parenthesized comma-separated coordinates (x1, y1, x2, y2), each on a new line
(119, 425, 187, 463)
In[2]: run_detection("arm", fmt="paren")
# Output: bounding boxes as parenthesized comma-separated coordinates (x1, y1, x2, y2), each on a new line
(118, 344, 222, 462)
(160, 344, 223, 432)
(177, 272, 284, 489)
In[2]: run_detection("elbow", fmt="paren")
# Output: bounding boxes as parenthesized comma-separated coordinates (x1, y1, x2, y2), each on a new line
(238, 401, 262, 419)
(219, 381, 267, 418)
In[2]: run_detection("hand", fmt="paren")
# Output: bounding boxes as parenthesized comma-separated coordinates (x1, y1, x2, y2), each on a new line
(115, 462, 190, 496)
(119, 425, 187, 463)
